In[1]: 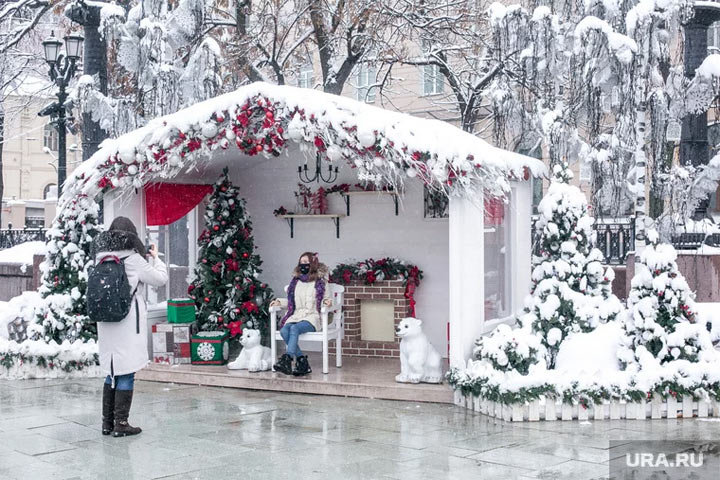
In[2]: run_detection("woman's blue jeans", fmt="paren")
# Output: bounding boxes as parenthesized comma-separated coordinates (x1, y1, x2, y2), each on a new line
(280, 320, 316, 357)
(104, 373, 135, 391)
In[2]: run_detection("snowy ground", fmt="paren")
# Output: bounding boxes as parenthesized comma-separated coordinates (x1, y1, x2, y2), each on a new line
(1, 379, 718, 480)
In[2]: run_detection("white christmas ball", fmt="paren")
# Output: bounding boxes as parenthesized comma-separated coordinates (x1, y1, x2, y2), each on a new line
(118, 145, 136, 164)
(127, 165, 138, 176)
(373, 157, 384, 167)
(357, 126, 376, 148)
(671, 347, 681, 358)
(168, 154, 182, 166)
(226, 247, 233, 255)
(327, 144, 343, 162)
(406, 168, 418, 178)
(225, 128, 236, 140)
(201, 123, 218, 139)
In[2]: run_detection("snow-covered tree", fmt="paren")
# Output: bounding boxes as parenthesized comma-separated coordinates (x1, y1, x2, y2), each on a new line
(523, 163, 622, 367)
(0, 0, 54, 226)
(618, 231, 714, 367)
(34, 195, 102, 343)
(383, 1, 720, 239)
(76, 0, 222, 137)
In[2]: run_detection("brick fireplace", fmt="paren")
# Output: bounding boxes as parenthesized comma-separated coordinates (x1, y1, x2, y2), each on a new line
(329, 279, 409, 358)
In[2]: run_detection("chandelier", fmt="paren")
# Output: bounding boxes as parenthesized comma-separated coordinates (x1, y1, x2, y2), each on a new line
(298, 152, 339, 184)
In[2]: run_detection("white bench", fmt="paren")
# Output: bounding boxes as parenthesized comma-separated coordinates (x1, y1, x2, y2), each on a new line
(269, 283, 345, 374)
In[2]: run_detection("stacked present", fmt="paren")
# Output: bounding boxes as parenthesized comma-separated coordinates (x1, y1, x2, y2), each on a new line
(152, 299, 198, 365)
(191, 331, 230, 365)
(167, 298, 196, 324)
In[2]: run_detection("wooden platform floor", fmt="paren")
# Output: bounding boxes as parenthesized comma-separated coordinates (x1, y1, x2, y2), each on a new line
(136, 353, 453, 404)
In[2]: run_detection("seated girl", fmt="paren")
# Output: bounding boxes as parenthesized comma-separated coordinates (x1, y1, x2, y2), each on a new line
(270, 252, 332, 376)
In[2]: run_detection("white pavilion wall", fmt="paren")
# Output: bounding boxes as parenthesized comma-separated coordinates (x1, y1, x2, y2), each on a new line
(224, 151, 451, 356)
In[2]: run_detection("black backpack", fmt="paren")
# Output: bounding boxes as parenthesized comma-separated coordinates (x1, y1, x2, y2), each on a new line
(87, 255, 138, 324)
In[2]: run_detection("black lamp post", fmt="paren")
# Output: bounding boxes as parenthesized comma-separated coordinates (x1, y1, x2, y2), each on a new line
(39, 31, 83, 198)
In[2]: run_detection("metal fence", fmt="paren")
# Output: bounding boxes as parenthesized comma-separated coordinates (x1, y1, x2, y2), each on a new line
(531, 217, 635, 265)
(0, 228, 47, 250)
(671, 232, 720, 250)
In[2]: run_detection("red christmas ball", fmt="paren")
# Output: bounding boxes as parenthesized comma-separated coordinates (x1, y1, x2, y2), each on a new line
(204, 297, 210, 303)
(256, 145, 263, 153)
(216, 115, 225, 123)
(277, 126, 284, 134)
(235, 308, 241, 313)
(221, 186, 227, 192)
(242, 252, 249, 258)
(213, 225, 220, 231)
(218, 316, 224, 322)
(202, 258, 208, 263)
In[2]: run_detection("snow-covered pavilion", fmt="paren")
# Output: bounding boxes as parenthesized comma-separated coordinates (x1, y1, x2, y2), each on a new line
(50, 82, 544, 398)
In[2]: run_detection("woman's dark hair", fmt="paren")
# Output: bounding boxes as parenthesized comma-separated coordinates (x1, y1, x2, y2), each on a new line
(108, 216, 146, 256)
(109, 216, 139, 235)
(293, 251, 321, 280)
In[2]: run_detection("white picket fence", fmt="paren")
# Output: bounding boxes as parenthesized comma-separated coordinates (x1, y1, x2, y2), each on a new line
(454, 392, 720, 421)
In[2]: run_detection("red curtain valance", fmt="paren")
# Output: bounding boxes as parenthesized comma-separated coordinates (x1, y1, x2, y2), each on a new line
(145, 183, 212, 226)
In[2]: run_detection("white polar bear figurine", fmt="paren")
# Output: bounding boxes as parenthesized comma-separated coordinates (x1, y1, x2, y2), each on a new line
(395, 317, 443, 384)
(227, 329, 272, 372)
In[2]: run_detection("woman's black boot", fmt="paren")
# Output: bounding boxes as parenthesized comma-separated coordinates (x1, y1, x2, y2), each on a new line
(112, 390, 142, 437)
(102, 383, 115, 435)
(292, 355, 312, 376)
(274, 353, 293, 375)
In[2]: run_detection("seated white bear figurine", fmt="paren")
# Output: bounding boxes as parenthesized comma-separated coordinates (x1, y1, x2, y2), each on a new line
(395, 317, 443, 384)
(227, 329, 272, 372)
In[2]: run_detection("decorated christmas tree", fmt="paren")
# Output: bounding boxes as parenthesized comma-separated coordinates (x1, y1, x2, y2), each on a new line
(523, 163, 622, 367)
(618, 231, 713, 367)
(188, 168, 274, 341)
(34, 195, 102, 343)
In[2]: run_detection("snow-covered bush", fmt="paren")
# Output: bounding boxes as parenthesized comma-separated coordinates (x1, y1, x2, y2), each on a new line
(473, 323, 545, 375)
(525, 164, 622, 366)
(618, 233, 714, 367)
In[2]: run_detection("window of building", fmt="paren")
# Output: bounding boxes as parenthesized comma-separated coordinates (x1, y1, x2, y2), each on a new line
(44, 124, 58, 152)
(422, 63, 444, 96)
(356, 63, 377, 103)
(709, 23, 720, 54)
(298, 64, 314, 89)
(43, 184, 57, 200)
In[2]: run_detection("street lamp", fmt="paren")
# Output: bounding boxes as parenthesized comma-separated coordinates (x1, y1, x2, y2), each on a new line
(39, 31, 84, 198)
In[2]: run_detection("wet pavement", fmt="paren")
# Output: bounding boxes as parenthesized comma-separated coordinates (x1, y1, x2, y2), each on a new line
(0, 379, 718, 479)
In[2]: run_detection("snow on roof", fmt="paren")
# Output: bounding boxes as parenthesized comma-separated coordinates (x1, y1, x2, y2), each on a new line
(63, 82, 545, 207)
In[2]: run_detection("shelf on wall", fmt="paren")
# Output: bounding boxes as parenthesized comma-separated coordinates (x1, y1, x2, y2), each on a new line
(336, 190, 400, 216)
(277, 214, 345, 239)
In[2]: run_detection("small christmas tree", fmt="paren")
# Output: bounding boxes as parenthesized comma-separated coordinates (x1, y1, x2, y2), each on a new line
(188, 167, 274, 340)
(311, 187, 328, 214)
(524, 163, 622, 367)
(618, 231, 712, 367)
(34, 195, 102, 343)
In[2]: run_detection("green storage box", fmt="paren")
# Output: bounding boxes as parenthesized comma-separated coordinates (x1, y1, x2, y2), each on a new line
(167, 298, 196, 324)
(191, 331, 230, 365)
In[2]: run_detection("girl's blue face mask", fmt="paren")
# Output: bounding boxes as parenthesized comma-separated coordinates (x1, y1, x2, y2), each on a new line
(298, 264, 311, 275)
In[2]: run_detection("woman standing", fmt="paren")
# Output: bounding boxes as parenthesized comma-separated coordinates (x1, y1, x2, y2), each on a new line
(270, 252, 332, 376)
(93, 217, 168, 437)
